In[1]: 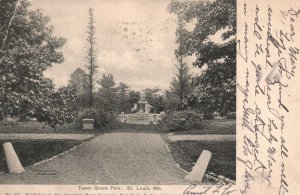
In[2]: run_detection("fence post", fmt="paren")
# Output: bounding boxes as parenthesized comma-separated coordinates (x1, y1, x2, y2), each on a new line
(3, 142, 25, 174)
(185, 150, 212, 182)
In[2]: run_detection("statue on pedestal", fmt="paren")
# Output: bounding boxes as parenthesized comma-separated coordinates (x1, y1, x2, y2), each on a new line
(130, 94, 153, 114)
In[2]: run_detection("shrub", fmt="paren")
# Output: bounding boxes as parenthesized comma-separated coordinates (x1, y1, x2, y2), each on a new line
(227, 112, 236, 119)
(35, 86, 78, 129)
(160, 110, 204, 132)
(74, 107, 110, 129)
(203, 113, 214, 120)
(0, 120, 19, 127)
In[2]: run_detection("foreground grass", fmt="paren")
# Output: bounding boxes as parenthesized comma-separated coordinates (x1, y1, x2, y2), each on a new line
(0, 119, 236, 135)
(165, 139, 236, 180)
(0, 140, 83, 173)
(172, 119, 236, 135)
(0, 121, 101, 134)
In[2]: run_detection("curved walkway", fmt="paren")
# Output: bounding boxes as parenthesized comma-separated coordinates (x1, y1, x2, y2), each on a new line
(0, 133, 191, 184)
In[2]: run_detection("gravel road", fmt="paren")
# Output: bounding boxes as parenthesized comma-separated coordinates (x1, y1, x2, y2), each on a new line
(0, 133, 192, 184)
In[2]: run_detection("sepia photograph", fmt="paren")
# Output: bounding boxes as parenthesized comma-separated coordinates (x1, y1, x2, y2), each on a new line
(0, 0, 236, 186)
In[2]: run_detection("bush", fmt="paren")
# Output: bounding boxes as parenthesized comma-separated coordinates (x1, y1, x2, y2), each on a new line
(0, 120, 19, 127)
(160, 110, 204, 132)
(227, 112, 236, 119)
(75, 107, 111, 129)
(202, 112, 213, 120)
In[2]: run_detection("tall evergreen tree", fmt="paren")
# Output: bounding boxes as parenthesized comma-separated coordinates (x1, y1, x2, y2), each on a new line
(117, 82, 130, 113)
(170, 57, 192, 104)
(170, 16, 192, 107)
(85, 8, 98, 108)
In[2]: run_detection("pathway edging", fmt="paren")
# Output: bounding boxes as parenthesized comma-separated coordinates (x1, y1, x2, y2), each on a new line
(163, 134, 236, 185)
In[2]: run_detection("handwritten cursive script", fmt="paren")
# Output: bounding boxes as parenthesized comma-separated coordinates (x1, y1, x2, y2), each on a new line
(237, 2, 299, 194)
(183, 184, 236, 195)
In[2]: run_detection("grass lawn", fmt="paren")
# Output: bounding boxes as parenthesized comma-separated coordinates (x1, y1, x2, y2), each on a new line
(0, 119, 236, 135)
(105, 122, 164, 134)
(0, 121, 101, 134)
(0, 140, 83, 173)
(164, 120, 236, 180)
(165, 139, 236, 180)
(172, 119, 236, 135)
(107, 119, 236, 135)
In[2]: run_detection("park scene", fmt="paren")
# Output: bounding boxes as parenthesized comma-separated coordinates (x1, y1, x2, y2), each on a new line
(0, 0, 236, 184)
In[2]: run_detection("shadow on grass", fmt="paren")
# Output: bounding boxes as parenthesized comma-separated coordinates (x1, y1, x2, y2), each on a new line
(165, 139, 236, 180)
(172, 119, 236, 135)
(104, 122, 166, 134)
(0, 140, 83, 173)
(0, 119, 236, 136)
(0, 121, 103, 134)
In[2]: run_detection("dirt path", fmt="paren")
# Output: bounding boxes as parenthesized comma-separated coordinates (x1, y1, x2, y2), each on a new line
(0, 133, 95, 140)
(0, 133, 191, 184)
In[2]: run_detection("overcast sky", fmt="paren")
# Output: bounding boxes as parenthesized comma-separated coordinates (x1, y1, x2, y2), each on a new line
(30, 0, 199, 90)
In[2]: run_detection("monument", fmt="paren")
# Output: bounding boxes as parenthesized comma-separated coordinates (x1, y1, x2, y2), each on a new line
(131, 100, 153, 114)
(118, 95, 164, 125)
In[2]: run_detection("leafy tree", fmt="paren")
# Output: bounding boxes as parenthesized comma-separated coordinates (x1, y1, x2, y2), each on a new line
(98, 73, 115, 89)
(10, 78, 55, 120)
(0, 0, 19, 50)
(128, 90, 140, 110)
(68, 67, 89, 109)
(164, 90, 181, 112)
(0, 0, 66, 119)
(85, 8, 99, 108)
(116, 82, 131, 113)
(168, 0, 236, 115)
(69, 68, 88, 95)
(154, 95, 165, 113)
(96, 74, 118, 113)
(35, 85, 78, 130)
(142, 88, 165, 113)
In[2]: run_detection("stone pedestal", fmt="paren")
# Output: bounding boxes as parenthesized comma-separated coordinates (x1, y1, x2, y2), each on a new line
(119, 112, 125, 123)
(82, 119, 94, 129)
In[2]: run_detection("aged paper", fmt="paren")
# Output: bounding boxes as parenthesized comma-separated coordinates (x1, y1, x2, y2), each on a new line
(236, 0, 300, 194)
(0, 0, 300, 194)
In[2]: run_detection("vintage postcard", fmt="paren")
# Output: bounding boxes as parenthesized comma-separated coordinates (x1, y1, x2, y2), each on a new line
(0, 0, 299, 194)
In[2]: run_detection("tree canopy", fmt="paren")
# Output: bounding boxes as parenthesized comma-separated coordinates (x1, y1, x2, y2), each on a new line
(168, 0, 236, 115)
(96, 74, 118, 113)
(117, 82, 130, 113)
(69, 67, 89, 109)
(0, 1, 78, 129)
(0, 0, 66, 119)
